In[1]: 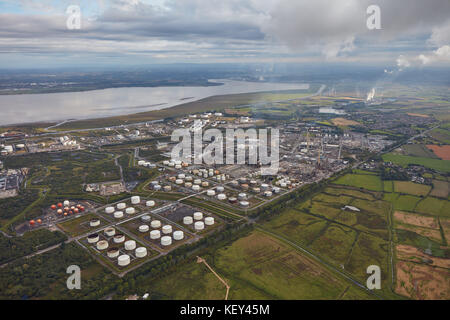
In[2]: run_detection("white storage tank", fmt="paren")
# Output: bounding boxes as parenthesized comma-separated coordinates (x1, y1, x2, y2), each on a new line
(126, 207, 136, 215)
(150, 230, 161, 239)
(240, 201, 249, 207)
(154, 185, 162, 191)
(105, 206, 115, 214)
(87, 234, 99, 244)
(238, 193, 247, 200)
(114, 234, 125, 243)
(63, 200, 70, 207)
(261, 183, 269, 190)
(163, 186, 172, 192)
(194, 221, 205, 231)
(135, 247, 147, 258)
(216, 186, 225, 192)
(184, 182, 193, 188)
(178, 174, 186, 179)
(183, 216, 193, 225)
(141, 215, 151, 222)
(107, 248, 120, 258)
(90, 219, 100, 227)
(125, 240, 136, 251)
(193, 179, 201, 185)
(173, 231, 184, 241)
(139, 225, 149, 233)
(131, 196, 141, 204)
(114, 211, 124, 219)
(146, 200, 155, 207)
(161, 236, 172, 246)
(264, 191, 273, 197)
(117, 203, 126, 210)
(207, 190, 216, 196)
(175, 179, 183, 185)
(217, 193, 227, 200)
(193, 212, 203, 220)
(192, 185, 200, 192)
(104, 227, 116, 237)
(273, 187, 281, 194)
(96, 240, 109, 251)
(205, 217, 215, 226)
(118, 255, 130, 266)
(151, 220, 161, 229)
(162, 225, 173, 234)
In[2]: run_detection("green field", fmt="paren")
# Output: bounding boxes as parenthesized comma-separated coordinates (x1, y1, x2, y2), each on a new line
(333, 174, 383, 191)
(415, 197, 450, 218)
(393, 181, 431, 196)
(392, 195, 422, 212)
(382, 154, 450, 173)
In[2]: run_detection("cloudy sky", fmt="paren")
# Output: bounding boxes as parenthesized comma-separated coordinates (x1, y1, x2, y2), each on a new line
(0, 0, 449, 68)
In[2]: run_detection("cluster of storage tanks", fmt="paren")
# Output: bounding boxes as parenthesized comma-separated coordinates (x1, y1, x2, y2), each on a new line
(182, 211, 215, 231)
(149, 180, 172, 192)
(190, 168, 229, 183)
(104, 196, 156, 219)
(139, 215, 184, 247)
(230, 179, 282, 198)
(86, 227, 148, 267)
(49, 200, 85, 218)
(274, 178, 295, 189)
(163, 159, 189, 169)
(137, 160, 156, 168)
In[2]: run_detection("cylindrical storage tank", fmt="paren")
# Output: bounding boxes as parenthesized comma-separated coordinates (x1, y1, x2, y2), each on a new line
(261, 183, 269, 190)
(90, 219, 101, 227)
(201, 182, 209, 188)
(217, 193, 227, 200)
(163, 160, 170, 166)
(178, 174, 186, 179)
(194, 221, 205, 231)
(192, 185, 200, 192)
(104, 227, 116, 237)
(193, 212, 203, 220)
(207, 190, 216, 196)
(150, 230, 161, 239)
(131, 196, 140, 204)
(139, 225, 149, 233)
(174, 160, 182, 166)
(124, 240, 136, 251)
(162, 225, 173, 234)
(96, 240, 109, 251)
(252, 187, 261, 193)
(141, 215, 151, 222)
(175, 164, 182, 169)
(63, 200, 70, 207)
(114, 211, 124, 219)
(154, 185, 161, 191)
(117, 203, 126, 210)
(105, 207, 114, 214)
(205, 217, 215, 226)
(118, 255, 130, 266)
(229, 197, 238, 204)
(87, 234, 99, 244)
(151, 180, 159, 186)
(151, 220, 161, 229)
(280, 183, 287, 188)
(273, 187, 281, 194)
(107, 248, 120, 258)
(173, 231, 184, 241)
(250, 180, 257, 185)
(184, 182, 193, 188)
(135, 247, 147, 258)
(145, 200, 155, 207)
(114, 234, 125, 243)
(168, 162, 175, 167)
(240, 201, 249, 207)
(185, 176, 193, 182)
(183, 216, 193, 225)
(216, 186, 225, 192)
(163, 186, 172, 192)
(126, 207, 136, 215)
(161, 236, 172, 246)
(193, 179, 201, 185)
(264, 191, 273, 197)
(176, 179, 183, 185)
(238, 193, 247, 200)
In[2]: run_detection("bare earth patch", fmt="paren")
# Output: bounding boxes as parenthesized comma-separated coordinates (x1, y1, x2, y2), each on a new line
(331, 118, 359, 126)
(395, 260, 450, 300)
(407, 113, 430, 118)
(426, 145, 450, 160)
(394, 211, 438, 229)
(396, 245, 450, 269)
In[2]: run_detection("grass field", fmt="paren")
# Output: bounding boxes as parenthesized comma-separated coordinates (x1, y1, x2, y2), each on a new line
(382, 154, 450, 173)
(333, 174, 383, 191)
(214, 231, 371, 299)
(430, 180, 449, 198)
(57, 213, 109, 237)
(415, 197, 450, 218)
(402, 144, 438, 158)
(392, 195, 422, 212)
(393, 181, 431, 196)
